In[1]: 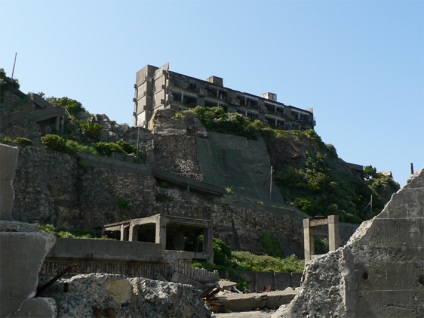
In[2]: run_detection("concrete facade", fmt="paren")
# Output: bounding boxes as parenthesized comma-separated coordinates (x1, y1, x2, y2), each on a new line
(133, 64, 315, 131)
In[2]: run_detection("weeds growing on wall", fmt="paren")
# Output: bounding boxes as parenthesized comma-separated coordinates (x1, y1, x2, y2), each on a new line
(192, 238, 304, 292)
(39, 224, 111, 240)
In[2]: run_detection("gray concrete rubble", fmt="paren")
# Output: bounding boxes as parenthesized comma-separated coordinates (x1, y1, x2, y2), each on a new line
(273, 169, 424, 318)
(0, 143, 57, 317)
(40, 273, 212, 318)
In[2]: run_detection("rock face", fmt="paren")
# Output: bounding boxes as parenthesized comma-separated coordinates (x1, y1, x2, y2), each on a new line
(273, 169, 424, 318)
(42, 273, 211, 318)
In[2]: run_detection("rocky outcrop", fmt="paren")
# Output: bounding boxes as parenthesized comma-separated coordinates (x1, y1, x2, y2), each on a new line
(42, 273, 211, 318)
(273, 169, 424, 318)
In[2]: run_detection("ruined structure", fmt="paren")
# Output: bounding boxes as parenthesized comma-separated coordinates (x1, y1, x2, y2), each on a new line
(303, 215, 340, 262)
(273, 169, 424, 318)
(103, 213, 214, 262)
(133, 63, 315, 130)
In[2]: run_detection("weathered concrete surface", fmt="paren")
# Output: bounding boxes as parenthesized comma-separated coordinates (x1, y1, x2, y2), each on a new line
(213, 310, 275, 318)
(42, 273, 211, 317)
(47, 237, 162, 261)
(216, 289, 297, 313)
(273, 169, 424, 318)
(0, 231, 56, 316)
(8, 297, 57, 318)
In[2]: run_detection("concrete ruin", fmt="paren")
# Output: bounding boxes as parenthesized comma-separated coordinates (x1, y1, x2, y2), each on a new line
(103, 213, 214, 262)
(273, 169, 424, 318)
(133, 63, 315, 130)
(0, 143, 56, 317)
(303, 215, 340, 262)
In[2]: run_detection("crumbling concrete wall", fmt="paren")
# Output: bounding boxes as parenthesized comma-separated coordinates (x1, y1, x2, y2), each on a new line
(273, 169, 424, 318)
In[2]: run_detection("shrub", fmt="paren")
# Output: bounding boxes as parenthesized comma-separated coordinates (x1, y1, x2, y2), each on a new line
(259, 232, 284, 257)
(47, 97, 86, 117)
(116, 139, 137, 155)
(79, 121, 102, 140)
(41, 134, 67, 152)
(95, 141, 125, 157)
(14, 137, 32, 146)
(117, 197, 130, 218)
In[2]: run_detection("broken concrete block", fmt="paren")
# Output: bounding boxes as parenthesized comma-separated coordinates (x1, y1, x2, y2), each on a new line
(0, 232, 56, 316)
(8, 297, 57, 318)
(105, 278, 133, 304)
(273, 169, 424, 318)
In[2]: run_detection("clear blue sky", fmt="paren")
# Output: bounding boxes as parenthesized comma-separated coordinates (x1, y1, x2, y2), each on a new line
(1, 0, 423, 187)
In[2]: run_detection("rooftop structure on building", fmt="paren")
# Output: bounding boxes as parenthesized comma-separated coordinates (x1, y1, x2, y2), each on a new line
(133, 63, 316, 131)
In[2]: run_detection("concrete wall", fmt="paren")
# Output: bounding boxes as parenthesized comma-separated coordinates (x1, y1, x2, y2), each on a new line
(47, 238, 162, 261)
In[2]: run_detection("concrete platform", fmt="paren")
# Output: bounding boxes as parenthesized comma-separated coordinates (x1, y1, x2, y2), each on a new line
(212, 289, 296, 314)
(212, 310, 274, 318)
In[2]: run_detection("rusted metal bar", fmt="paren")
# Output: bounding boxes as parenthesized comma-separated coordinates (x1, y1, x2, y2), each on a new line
(36, 263, 78, 296)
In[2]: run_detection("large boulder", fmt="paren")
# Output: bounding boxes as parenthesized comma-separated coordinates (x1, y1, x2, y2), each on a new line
(273, 169, 424, 318)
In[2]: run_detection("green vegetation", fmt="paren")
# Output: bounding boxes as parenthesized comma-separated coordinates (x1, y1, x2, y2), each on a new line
(269, 130, 400, 222)
(41, 134, 140, 159)
(192, 238, 304, 292)
(79, 120, 102, 140)
(259, 232, 284, 257)
(46, 97, 87, 118)
(0, 136, 33, 146)
(185, 106, 262, 139)
(14, 137, 33, 146)
(182, 106, 399, 222)
(39, 224, 110, 240)
(117, 197, 130, 219)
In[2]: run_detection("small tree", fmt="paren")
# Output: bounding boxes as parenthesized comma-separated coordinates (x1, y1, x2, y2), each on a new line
(364, 165, 377, 179)
(79, 120, 102, 140)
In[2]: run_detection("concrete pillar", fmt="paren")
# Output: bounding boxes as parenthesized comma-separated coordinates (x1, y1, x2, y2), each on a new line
(128, 222, 134, 242)
(303, 219, 312, 262)
(120, 224, 124, 241)
(156, 216, 167, 248)
(205, 226, 214, 263)
(328, 215, 340, 251)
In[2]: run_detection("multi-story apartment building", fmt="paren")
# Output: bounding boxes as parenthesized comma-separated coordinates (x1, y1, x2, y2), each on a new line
(133, 63, 315, 130)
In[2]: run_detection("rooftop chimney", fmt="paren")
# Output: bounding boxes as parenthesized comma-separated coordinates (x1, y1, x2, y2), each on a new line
(207, 76, 223, 86)
(261, 92, 277, 102)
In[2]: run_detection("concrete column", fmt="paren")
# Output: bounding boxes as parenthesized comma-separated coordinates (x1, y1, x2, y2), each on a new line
(128, 222, 134, 242)
(120, 224, 124, 241)
(303, 219, 312, 262)
(205, 226, 214, 263)
(156, 216, 167, 248)
(55, 116, 60, 132)
(328, 215, 340, 251)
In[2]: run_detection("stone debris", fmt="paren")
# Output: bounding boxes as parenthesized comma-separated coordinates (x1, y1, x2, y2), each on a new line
(273, 169, 424, 318)
(41, 273, 212, 318)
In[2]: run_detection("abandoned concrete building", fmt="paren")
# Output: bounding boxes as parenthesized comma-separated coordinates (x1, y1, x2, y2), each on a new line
(102, 213, 213, 262)
(133, 63, 315, 130)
